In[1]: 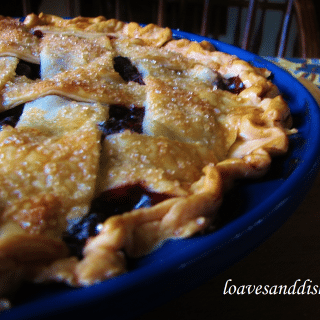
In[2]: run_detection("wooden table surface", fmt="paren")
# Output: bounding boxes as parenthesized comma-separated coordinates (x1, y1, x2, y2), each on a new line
(137, 80, 320, 320)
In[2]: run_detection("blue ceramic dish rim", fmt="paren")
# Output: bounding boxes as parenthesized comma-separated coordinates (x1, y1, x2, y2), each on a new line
(3, 30, 320, 320)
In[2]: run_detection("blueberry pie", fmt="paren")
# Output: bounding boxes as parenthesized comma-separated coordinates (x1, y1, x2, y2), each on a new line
(0, 13, 295, 306)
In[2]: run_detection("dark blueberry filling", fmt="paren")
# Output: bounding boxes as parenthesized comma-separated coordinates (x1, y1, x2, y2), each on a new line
(63, 185, 170, 259)
(15, 60, 41, 80)
(99, 104, 145, 136)
(214, 75, 246, 94)
(113, 56, 145, 85)
(32, 29, 44, 39)
(0, 104, 24, 130)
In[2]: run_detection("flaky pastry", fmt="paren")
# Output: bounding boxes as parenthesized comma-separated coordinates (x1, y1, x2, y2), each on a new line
(0, 13, 296, 307)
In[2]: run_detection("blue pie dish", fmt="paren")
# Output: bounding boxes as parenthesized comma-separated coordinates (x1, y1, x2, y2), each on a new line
(2, 30, 320, 320)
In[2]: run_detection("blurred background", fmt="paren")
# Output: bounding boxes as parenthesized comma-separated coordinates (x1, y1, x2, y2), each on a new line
(2, 1, 320, 62)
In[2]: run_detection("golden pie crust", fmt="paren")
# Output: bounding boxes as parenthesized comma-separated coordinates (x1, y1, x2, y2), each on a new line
(0, 14, 295, 305)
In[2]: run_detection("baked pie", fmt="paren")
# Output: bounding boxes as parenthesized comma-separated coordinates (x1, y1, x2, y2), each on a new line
(0, 13, 295, 307)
